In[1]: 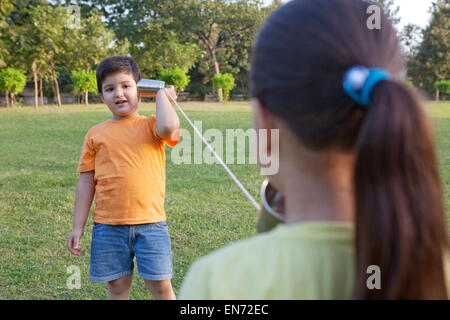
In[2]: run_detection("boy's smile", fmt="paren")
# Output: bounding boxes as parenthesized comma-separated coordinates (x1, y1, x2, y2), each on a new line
(98, 72, 139, 121)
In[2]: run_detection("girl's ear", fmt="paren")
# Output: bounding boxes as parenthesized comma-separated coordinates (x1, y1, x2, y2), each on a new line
(251, 98, 278, 154)
(251, 98, 277, 129)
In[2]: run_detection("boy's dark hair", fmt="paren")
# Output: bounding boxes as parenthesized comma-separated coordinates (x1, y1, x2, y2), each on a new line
(96, 55, 142, 94)
(251, 0, 448, 299)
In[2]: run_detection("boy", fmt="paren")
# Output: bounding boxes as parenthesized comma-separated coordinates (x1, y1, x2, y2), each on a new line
(67, 55, 180, 300)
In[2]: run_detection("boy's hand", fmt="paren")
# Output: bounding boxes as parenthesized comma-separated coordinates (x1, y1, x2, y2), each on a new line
(155, 85, 180, 140)
(162, 85, 177, 101)
(67, 228, 84, 256)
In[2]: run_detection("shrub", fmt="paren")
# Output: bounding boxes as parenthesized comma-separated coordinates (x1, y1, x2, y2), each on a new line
(434, 80, 450, 94)
(188, 83, 210, 99)
(71, 70, 97, 106)
(213, 73, 235, 103)
(434, 80, 450, 101)
(0, 68, 27, 107)
(159, 68, 190, 92)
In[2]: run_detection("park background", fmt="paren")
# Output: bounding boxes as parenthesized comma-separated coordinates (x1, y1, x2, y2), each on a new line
(0, 0, 449, 299)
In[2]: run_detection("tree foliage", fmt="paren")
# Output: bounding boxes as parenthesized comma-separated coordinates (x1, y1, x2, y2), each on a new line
(0, 0, 15, 68)
(169, 0, 269, 86)
(134, 22, 201, 77)
(57, 0, 202, 78)
(65, 9, 130, 73)
(10, 0, 449, 105)
(60, 0, 272, 93)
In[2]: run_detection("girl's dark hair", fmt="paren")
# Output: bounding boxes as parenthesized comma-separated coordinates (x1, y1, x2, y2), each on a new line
(96, 55, 142, 94)
(250, 0, 449, 299)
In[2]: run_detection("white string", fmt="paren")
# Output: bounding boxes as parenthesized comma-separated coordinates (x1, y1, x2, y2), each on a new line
(165, 92, 261, 211)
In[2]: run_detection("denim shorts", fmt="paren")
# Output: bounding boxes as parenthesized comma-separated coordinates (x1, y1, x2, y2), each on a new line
(90, 221, 173, 282)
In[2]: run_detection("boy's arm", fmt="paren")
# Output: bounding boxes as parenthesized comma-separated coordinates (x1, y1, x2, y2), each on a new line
(155, 86, 180, 140)
(67, 170, 95, 256)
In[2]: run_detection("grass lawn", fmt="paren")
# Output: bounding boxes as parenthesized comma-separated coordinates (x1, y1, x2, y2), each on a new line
(0, 101, 449, 299)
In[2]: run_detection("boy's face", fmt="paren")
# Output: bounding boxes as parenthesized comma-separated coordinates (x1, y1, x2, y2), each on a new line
(98, 72, 139, 118)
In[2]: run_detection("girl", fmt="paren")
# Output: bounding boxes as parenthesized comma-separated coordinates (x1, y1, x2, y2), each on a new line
(179, 0, 450, 299)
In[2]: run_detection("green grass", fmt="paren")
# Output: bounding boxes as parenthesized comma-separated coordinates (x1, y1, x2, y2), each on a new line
(0, 101, 449, 299)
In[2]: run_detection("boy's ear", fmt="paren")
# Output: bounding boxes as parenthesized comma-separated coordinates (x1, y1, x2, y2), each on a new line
(98, 93, 104, 103)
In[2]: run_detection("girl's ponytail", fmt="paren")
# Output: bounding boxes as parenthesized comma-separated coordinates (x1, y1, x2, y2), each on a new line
(353, 80, 449, 299)
(249, 0, 449, 299)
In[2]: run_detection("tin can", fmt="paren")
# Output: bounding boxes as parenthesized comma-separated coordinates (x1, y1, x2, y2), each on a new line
(137, 79, 165, 98)
(257, 178, 286, 233)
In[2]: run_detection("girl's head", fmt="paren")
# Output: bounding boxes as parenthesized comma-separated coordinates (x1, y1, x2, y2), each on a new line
(250, 0, 448, 299)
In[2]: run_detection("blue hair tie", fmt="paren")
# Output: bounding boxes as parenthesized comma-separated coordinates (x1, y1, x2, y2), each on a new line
(343, 66, 391, 107)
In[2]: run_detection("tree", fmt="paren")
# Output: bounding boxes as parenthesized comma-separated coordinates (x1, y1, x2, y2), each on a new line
(132, 21, 201, 78)
(24, 5, 128, 108)
(159, 68, 190, 92)
(2, 1, 63, 108)
(72, 0, 269, 102)
(171, 0, 265, 101)
(0, 68, 27, 108)
(17, 4, 53, 109)
(399, 23, 422, 59)
(0, 69, 10, 107)
(57, 0, 201, 78)
(375, 0, 401, 28)
(37, 61, 52, 106)
(71, 70, 97, 107)
(273, 0, 282, 7)
(65, 9, 130, 74)
(1, 0, 47, 108)
(213, 73, 235, 103)
(20, 4, 74, 108)
(408, 0, 450, 98)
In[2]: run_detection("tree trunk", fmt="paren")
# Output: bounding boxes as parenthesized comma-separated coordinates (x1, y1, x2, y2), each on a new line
(435, 89, 439, 101)
(53, 73, 62, 107)
(51, 58, 62, 107)
(32, 60, 39, 109)
(51, 80, 57, 104)
(11, 93, 16, 108)
(210, 49, 223, 103)
(54, 74, 62, 107)
(85, 91, 88, 107)
(39, 77, 44, 106)
(5, 91, 10, 108)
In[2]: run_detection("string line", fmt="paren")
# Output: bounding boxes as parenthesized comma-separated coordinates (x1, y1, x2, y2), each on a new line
(165, 93, 261, 211)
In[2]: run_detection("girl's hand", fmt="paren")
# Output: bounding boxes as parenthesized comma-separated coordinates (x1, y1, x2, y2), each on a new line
(67, 228, 84, 256)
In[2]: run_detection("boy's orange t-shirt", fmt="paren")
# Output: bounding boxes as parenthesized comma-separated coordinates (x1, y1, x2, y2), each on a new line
(76, 115, 180, 225)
